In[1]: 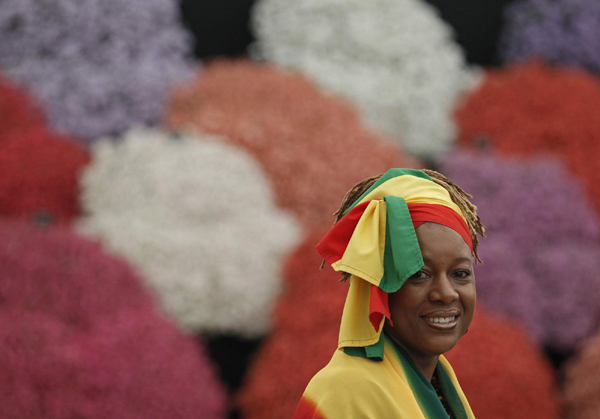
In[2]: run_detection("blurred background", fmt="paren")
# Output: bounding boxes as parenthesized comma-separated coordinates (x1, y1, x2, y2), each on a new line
(2, 0, 600, 418)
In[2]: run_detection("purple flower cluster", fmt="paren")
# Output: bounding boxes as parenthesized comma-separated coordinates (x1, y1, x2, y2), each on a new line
(501, 0, 600, 73)
(439, 150, 600, 352)
(0, 222, 227, 418)
(0, 0, 194, 140)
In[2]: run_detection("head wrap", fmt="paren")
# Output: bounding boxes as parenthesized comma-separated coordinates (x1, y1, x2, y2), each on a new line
(317, 168, 473, 361)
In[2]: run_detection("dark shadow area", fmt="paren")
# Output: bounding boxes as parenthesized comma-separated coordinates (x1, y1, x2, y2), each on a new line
(180, 0, 256, 59)
(423, 0, 517, 66)
(204, 334, 264, 419)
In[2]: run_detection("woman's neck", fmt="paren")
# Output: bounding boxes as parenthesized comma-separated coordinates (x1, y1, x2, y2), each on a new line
(407, 352, 439, 382)
(385, 331, 439, 381)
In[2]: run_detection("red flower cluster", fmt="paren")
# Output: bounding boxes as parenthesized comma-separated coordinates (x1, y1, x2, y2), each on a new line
(165, 59, 417, 227)
(0, 127, 89, 224)
(237, 231, 346, 419)
(0, 73, 46, 138)
(456, 60, 600, 213)
(0, 223, 227, 419)
(445, 307, 561, 419)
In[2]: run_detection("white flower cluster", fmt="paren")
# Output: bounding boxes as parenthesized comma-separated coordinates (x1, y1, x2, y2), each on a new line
(251, 0, 478, 157)
(78, 127, 301, 337)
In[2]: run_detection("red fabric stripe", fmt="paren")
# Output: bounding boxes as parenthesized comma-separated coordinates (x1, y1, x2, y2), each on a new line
(369, 284, 392, 331)
(293, 397, 326, 419)
(408, 203, 473, 253)
(316, 200, 373, 265)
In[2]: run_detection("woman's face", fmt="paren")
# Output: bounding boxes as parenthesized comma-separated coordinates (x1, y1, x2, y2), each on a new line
(385, 222, 476, 360)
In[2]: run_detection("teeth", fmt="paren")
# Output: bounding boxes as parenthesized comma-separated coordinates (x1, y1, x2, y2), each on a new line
(425, 316, 456, 323)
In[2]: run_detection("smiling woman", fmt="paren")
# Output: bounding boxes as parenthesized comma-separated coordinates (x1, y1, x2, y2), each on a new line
(293, 168, 485, 419)
(386, 223, 476, 382)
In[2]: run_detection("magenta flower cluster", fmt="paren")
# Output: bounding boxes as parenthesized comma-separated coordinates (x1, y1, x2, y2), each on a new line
(439, 151, 600, 353)
(501, 0, 600, 73)
(0, 0, 194, 140)
(0, 222, 226, 418)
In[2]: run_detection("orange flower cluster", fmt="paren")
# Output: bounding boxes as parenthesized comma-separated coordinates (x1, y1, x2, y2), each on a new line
(165, 59, 416, 227)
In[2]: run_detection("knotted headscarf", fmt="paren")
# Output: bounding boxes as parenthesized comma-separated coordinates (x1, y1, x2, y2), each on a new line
(317, 169, 474, 360)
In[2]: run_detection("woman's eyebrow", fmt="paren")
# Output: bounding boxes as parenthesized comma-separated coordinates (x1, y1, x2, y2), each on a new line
(421, 256, 472, 264)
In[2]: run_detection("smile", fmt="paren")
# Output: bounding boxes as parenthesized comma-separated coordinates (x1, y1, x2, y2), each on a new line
(421, 315, 459, 330)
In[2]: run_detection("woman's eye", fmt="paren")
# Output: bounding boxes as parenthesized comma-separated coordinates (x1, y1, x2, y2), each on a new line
(454, 270, 472, 279)
(409, 270, 428, 280)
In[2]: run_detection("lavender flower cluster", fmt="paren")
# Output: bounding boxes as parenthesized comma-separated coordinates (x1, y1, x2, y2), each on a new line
(501, 0, 600, 73)
(251, 0, 478, 157)
(0, 0, 194, 140)
(440, 151, 600, 352)
(78, 127, 301, 337)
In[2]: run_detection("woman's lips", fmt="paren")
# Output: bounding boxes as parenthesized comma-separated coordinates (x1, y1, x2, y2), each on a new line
(421, 314, 459, 330)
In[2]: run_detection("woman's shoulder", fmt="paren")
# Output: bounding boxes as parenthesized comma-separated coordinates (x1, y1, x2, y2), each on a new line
(296, 348, 422, 419)
(308, 347, 389, 391)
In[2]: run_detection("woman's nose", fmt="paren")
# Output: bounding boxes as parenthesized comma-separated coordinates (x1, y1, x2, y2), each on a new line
(428, 275, 459, 304)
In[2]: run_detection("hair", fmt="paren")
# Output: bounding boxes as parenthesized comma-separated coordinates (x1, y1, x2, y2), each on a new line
(321, 169, 486, 281)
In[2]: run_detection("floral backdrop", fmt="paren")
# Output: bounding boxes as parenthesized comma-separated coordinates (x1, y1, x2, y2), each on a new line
(2, 1, 600, 418)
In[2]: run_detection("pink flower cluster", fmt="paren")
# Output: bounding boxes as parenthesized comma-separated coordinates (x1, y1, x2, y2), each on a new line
(165, 59, 416, 228)
(0, 222, 227, 419)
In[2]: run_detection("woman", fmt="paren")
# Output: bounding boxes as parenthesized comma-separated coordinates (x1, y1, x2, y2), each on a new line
(293, 168, 485, 419)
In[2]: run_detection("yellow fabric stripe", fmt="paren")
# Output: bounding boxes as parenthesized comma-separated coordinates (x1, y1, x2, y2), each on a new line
(338, 276, 382, 348)
(439, 356, 476, 419)
(300, 336, 476, 419)
(353, 175, 465, 220)
(303, 337, 427, 419)
(331, 199, 387, 287)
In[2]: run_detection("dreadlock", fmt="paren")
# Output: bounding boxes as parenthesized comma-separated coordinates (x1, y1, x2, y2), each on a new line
(321, 170, 486, 281)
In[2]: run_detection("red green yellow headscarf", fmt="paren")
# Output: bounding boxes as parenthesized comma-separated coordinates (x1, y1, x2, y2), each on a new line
(317, 168, 473, 361)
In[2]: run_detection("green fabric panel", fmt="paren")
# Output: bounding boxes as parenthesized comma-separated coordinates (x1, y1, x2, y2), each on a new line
(437, 363, 469, 419)
(343, 332, 385, 362)
(343, 169, 431, 215)
(389, 338, 457, 419)
(380, 196, 424, 293)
